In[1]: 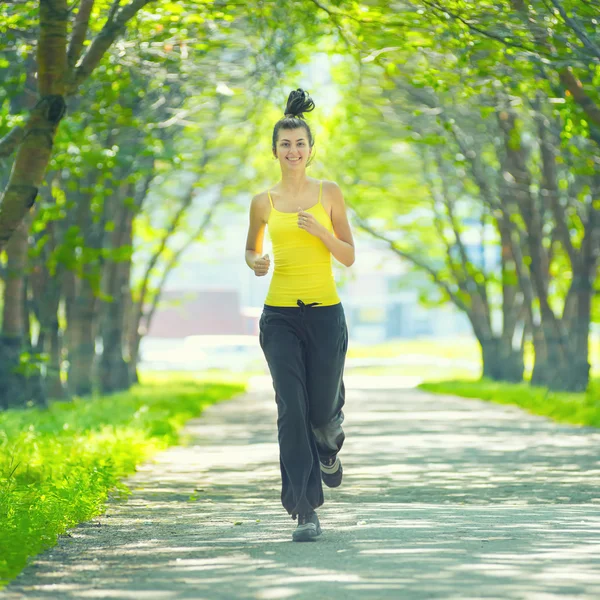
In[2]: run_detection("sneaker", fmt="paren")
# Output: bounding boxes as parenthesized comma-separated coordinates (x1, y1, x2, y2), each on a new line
(320, 456, 343, 488)
(292, 512, 322, 542)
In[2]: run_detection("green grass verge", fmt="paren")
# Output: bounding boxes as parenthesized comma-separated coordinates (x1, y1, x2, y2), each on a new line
(419, 378, 600, 428)
(0, 374, 246, 588)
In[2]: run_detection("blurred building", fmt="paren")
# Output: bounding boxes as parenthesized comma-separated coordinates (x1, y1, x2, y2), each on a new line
(147, 289, 245, 337)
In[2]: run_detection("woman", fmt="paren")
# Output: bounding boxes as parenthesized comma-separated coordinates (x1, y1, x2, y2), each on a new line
(245, 89, 355, 542)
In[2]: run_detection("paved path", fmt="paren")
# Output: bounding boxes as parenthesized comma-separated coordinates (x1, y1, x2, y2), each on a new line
(3, 377, 600, 599)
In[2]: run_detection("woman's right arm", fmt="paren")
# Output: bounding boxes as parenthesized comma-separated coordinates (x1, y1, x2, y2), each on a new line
(245, 193, 270, 276)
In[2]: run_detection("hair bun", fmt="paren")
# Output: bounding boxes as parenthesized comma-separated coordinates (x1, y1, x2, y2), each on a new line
(284, 89, 315, 119)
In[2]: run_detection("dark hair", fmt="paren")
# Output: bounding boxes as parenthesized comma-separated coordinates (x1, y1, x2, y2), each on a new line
(272, 88, 315, 154)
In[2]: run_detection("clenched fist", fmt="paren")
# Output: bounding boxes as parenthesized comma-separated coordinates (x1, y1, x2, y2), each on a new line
(253, 253, 270, 277)
(298, 208, 327, 239)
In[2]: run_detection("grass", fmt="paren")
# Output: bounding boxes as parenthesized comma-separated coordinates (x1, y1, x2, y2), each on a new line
(0, 373, 246, 588)
(348, 335, 600, 428)
(419, 378, 600, 428)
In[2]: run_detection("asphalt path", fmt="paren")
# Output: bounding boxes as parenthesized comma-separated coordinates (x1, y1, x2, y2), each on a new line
(3, 376, 600, 599)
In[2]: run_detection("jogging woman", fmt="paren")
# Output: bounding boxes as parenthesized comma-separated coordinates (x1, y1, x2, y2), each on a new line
(245, 88, 355, 542)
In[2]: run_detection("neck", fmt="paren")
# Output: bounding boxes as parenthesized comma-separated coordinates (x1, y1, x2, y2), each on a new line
(279, 170, 309, 194)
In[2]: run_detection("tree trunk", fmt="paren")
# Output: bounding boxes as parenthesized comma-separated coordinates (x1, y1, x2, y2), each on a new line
(498, 224, 526, 382)
(0, 221, 35, 408)
(479, 335, 525, 382)
(556, 201, 598, 391)
(0, 1, 68, 250)
(497, 107, 574, 389)
(529, 324, 551, 386)
(62, 175, 107, 397)
(68, 277, 98, 397)
(127, 312, 142, 385)
(47, 317, 65, 399)
(99, 199, 134, 394)
(0, 337, 25, 410)
(30, 236, 66, 399)
(62, 269, 76, 365)
(99, 262, 131, 394)
(565, 311, 591, 392)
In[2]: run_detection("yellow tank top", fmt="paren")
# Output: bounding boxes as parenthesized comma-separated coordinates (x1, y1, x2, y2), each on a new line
(264, 180, 340, 307)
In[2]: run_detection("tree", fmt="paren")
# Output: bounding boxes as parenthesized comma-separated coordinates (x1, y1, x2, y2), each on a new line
(1, 0, 330, 406)
(314, 0, 599, 389)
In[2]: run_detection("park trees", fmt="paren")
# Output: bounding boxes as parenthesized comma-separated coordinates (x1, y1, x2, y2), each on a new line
(1, 0, 597, 406)
(0, 1, 321, 407)
(316, 0, 599, 391)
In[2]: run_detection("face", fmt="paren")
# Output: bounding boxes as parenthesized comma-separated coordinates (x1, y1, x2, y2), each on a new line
(274, 127, 311, 169)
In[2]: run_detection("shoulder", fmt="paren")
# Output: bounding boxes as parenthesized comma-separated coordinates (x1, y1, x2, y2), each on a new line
(249, 191, 271, 220)
(321, 180, 346, 211)
(251, 190, 271, 206)
(322, 180, 344, 199)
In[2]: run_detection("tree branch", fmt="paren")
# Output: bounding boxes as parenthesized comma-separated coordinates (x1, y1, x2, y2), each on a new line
(305, 0, 361, 53)
(142, 191, 226, 335)
(67, 0, 96, 71)
(69, 0, 154, 92)
(507, 0, 600, 128)
(421, 146, 468, 286)
(0, 126, 25, 160)
(532, 93, 577, 266)
(419, 0, 558, 60)
(559, 68, 600, 126)
(353, 213, 470, 314)
(548, 0, 600, 61)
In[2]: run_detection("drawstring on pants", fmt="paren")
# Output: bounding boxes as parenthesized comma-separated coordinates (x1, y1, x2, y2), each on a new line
(297, 299, 321, 315)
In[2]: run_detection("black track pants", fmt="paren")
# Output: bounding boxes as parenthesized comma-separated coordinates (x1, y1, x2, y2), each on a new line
(259, 300, 348, 518)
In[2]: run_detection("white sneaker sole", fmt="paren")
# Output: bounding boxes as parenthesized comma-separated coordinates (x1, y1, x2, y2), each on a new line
(320, 457, 341, 474)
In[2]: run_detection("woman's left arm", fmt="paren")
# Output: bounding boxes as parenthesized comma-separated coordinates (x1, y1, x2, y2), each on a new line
(297, 181, 355, 266)
(318, 182, 356, 267)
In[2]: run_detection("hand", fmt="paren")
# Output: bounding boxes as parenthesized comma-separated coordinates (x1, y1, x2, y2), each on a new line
(253, 253, 270, 277)
(298, 208, 327, 239)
